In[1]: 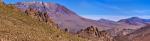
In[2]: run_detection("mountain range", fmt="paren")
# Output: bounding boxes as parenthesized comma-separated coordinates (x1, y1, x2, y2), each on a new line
(14, 2, 150, 34)
(0, 1, 150, 41)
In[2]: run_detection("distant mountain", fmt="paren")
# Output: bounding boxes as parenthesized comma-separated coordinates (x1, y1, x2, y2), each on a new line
(118, 17, 145, 25)
(143, 19, 150, 23)
(97, 19, 117, 25)
(97, 19, 119, 27)
(118, 17, 150, 25)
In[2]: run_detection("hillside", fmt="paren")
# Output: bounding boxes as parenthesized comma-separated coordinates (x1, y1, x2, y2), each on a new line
(0, 2, 86, 41)
(127, 25, 150, 41)
(114, 24, 150, 41)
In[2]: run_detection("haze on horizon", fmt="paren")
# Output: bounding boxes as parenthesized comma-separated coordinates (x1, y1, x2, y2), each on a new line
(3, 0, 150, 21)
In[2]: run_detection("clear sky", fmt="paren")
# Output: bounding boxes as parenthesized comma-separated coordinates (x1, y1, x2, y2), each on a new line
(3, 0, 150, 21)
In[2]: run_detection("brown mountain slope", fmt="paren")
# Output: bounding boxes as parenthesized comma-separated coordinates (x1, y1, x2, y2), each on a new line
(127, 25, 150, 41)
(114, 24, 150, 41)
(0, 2, 86, 41)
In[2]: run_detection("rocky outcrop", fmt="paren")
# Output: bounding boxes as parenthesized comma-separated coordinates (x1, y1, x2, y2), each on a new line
(24, 8, 49, 23)
(77, 26, 114, 41)
(81, 26, 99, 37)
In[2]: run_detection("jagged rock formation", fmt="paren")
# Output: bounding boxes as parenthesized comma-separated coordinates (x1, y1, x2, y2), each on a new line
(25, 8, 49, 23)
(77, 26, 114, 41)
(77, 26, 99, 37)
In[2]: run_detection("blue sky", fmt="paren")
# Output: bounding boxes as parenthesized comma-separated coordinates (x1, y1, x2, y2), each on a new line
(3, 0, 150, 21)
